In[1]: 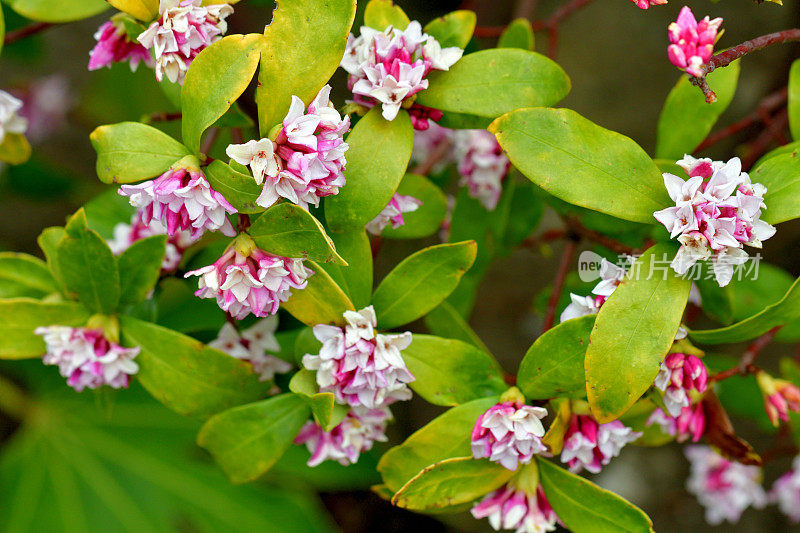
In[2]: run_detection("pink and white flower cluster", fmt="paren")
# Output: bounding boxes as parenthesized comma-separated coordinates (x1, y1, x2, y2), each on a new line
(340, 21, 463, 123)
(471, 482, 557, 533)
(108, 212, 197, 272)
(653, 352, 708, 417)
(452, 129, 510, 211)
(302, 306, 414, 409)
(119, 166, 237, 239)
(667, 6, 722, 78)
(771, 456, 800, 523)
(647, 403, 705, 443)
(629, 0, 667, 10)
(35, 326, 139, 392)
(685, 445, 766, 525)
(654, 155, 775, 287)
(0, 90, 27, 143)
(186, 238, 312, 319)
(137, 0, 233, 84)
(294, 406, 390, 467)
(560, 414, 641, 474)
(226, 85, 349, 210)
(471, 401, 548, 471)
(209, 318, 292, 382)
(365, 193, 422, 235)
(89, 16, 153, 72)
(560, 258, 626, 323)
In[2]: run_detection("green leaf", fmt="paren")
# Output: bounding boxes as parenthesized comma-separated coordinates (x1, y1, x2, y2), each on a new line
(423, 301, 491, 354)
(518, 314, 594, 400)
(689, 275, 800, 344)
(119, 315, 271, 417)
(5, 0, 108, 22)
(497, 18, 534, 50)
(585, 245, 691, 422)
(181, 34, 263, 154)
(83, 188, 136, 239)
(197, 393, 310, 483)
(117, 236, 166, 307)
(437, 111, 492, 130)
(417, 49, 570, 118)
(491, 107, 668, 224)
(325, 107, 414, 231)
(0, 252, 57, 299)
(751, 152, 800, 224)
(318, 230, 373, 308)
(372, 241, 477, 329)
(90, 122, 191, 184)
(363, 0, 409, 30)
(391, 457, 512, 511)
(37, 227, 66, 292)
(378, 397, 499, 491)
(401, 334, 505, 406)
(753, 140, 800, 169)
(288, 369, 347, 431)
(281, 260, 355, 327)
(248, 203, 346, 265)
(0, 133, 32, 165)
(789, 59, 800, 141)
(256, 0, 356, 134)
(106, 0, 157, 21)
(155, 278, 226, 335)
(423, 10, 476, 49)
(655, 62, 740, 160)
(537, 458, 654, 533)
(204, 160, 265, 214)
(0, 298, 90, 359)
(57, 210, 120, 314)
(380, 174, 448, 240)
(0, 3, 4, 58)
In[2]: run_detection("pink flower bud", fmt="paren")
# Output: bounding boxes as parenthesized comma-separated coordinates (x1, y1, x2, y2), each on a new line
(294, 406, 390, 466)
(629, 0, 667, 9)
(365, 193, 422, 235)
(89, 18, 154, 72)
(471, 401, 548, 471)
(452, 129, 510, 211)
(667, 6, 722, 78)
(560, 414, 640, 474)
(654, 352, 708, 416)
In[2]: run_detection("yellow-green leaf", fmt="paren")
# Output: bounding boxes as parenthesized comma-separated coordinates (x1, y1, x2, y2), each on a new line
(0, 133, 31, 165)
(0, 298, 90, 359)
(5, 0, 108, 22)
(423, 10, 475, 49)
(106, 0, 158, 21)
(498, 18, 534, 50)
(751, 152, 800, 224)
(281, 260, 355, 327)
(363, 0, 409, 30)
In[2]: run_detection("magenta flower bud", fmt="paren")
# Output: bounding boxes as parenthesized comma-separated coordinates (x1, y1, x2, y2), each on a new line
(560, 414, 640, 474)
(294, 406, 390, 466)
(667, 6, 723, 78)
(630, 0, 667, 8)
(35, 326, 139, 392)
(471, 482, 557, 532)
(89, 18, 154, 72)
(365, 193, 422, 235)
(654, 352, 708, 417)
(470, 401, 548, 471)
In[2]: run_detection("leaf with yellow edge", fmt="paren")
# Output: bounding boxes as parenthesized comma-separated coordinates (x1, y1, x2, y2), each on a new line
(281, 260, 354, 327)
(106, 0, 158, 21)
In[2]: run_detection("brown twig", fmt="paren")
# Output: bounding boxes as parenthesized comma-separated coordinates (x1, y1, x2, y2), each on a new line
(542, 237, 578, 332)
(3, 22, 54, 45)
(564, 217, 637, 255)
(370, 236, 383, 258)
(522, 229, 567, 249)
(710, 326, 782, 382)
(148, 111, 183, 123)
(231, 127, 245, 144)
(237, 214, 251, 233)
(741, 109, 790, 170)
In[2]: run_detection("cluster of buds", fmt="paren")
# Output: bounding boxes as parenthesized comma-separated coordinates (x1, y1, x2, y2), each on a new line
(653, 352, 708, 416)
(771, 456, 800, 523)
(629, 0, 667, 9)
(185, 235, 312, 319)
(365, 193, 422, 235)
(667, 7, 722, 78)
(561, 414, 641, 474)
(137, 0, 233, 84)
(208, 318, 292, 382)
(340, 21, 463, 124)
(560, 258, 627, 323)
(302, 306, 414, 409)
(108, 211, 197, 272)
(0, 90, 28, 143)
(452, 129, 510, 211)
(119, 161, 237, 239)
(756, 372, 800, 427)
(471, 392, 548, 471)
(685, 445, 766, 525)
(654, 156, 775, 287)
(294, 406, 391, 467)
(647, 403, 705, 443)
(36, 323, 139, 392)
(88, 15, 154, 72)
(226, 85, 349, 210)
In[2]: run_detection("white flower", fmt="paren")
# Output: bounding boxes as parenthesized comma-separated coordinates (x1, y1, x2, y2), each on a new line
(0, 90, 28, 143)
(208, 318, 291, 381)
(226, 139, 281, 185)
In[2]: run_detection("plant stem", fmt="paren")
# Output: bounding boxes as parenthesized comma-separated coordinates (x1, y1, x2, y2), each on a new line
(710, 326, 782, 382)
(474, 0, 594, 43)
(147, 111, 183, 123)
(3, 22, 54, 45)
(542, 237, 578, 332)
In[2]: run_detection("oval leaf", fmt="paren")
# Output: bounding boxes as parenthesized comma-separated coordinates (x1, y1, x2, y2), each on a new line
(0, 252, 57, 299)
(5, 0, 108, 22)
(281, 260, 355, 327)
(318, 229, 373, 309)
(498, 18, 534, 50)
(752, 152, 800, 224)
(0, 298, 90, 359)
(585, 245, 691, 422)
(364, 0, 409, 30)
(417, 49, 570, 118)
(106, 0, 157, 21)
(423, 10, 476, 49)
(491, 108, 668, 224)
(789, 59, 800, 141)
(117, 235, 167, 307)
(380, 173, 448, 240)
(423, 301, 491, 354)
(372, 241, 477, 330)
(204, 160, 265, 214)
(289, 369, 347, 431)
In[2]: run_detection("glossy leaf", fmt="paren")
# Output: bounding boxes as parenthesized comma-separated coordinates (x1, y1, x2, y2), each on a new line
(107, 0, 157, 21)
(372, 241, 477, 329)
(0, 252, 57, 299)
(318, 230, 373, 308)
(90, 122, 191, 184)
(753, 140, 800, 169)
(248, 203, 346, 264)
(37, 227, 66, 292)
(751, 152, 800, 224)
(392, 457, 512, 511)
(789, 59, 800, 141)
(197, 393, 310, 483)
(492, 108, 668, 224)
(363, 0, 409, 30)
(117, 236, 167, 307)
(289, 369, 347, 431)
(325, 107, 414, 231)
(380, 174, 448, 240)
(417, 49, 570, 118)
(155, 278, 226, 335)
(655, 62, 740, 160)
(537, 458, 654, 533)
(585, 245, 691, 422)
(120, 315, 271, 417)
(281, 260, 355, 327)
(401, 334, 505, 406)
(182, 33, 263, 154)
(378, 397, 498, 491)
(423, 301, 491, 354)
(0, 298, 90, 359)
(57, 210, 120, 314)
(423, 10, 476, 49)
(5, 0, 108, 22)
(518, 315, 594, 400)
(204, 160, 265, 214)
(0, 133, 32, 165)
(498, 18, 534, 50)
(256, 0, 356, 134)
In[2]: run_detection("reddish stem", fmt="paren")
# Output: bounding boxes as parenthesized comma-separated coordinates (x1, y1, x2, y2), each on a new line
(3, 22, 53, 45)
(542, 238, 578, 332)
(741, 109, 790, 170)
(564, 217, 637, 255)
(710, 326, 782, 382)
(370, 236, 383, 258)
(474, 0, 594, 41)
(148, 111, 182, 123)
